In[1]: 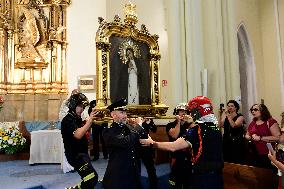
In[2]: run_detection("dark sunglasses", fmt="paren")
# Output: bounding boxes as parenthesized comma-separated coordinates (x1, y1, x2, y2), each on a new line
(250, 108, 259, 112)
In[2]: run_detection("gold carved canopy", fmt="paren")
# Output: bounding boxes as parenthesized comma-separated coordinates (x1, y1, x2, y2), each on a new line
(0, 0, 70, 94)
(95, 2, 168, 117)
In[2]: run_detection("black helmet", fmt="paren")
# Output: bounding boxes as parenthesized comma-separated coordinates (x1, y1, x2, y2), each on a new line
(68, 93, 89, 111)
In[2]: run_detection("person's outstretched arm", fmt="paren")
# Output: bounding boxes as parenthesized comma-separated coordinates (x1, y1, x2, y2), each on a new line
(140, 136, 190, 152)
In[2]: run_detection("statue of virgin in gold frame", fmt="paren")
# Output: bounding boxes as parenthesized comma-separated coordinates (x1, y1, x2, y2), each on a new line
(95, 2, 168, 117)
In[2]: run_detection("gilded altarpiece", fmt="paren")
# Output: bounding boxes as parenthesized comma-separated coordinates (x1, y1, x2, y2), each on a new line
(0, 0, 70, 94)
(0, 0, 70, 122)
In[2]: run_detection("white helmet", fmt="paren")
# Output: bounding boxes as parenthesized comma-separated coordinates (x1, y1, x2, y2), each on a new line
(173, 103, 188, 115)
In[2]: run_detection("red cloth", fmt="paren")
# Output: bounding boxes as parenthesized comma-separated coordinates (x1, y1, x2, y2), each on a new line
(278, 176, 282, 189)
(247, 117, 278, 155)
(80, 120, 91, 141)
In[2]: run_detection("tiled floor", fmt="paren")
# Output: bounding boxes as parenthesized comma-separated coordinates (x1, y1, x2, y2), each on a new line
(0, 158, 170, 189)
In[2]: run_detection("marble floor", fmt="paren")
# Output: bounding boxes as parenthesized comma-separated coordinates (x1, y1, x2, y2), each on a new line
(0, 158, 170, 189)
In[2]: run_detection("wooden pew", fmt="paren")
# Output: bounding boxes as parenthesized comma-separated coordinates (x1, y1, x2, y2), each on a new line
(223, 162, 278, 189)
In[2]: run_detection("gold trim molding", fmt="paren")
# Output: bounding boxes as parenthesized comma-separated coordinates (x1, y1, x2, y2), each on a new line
(95, 2, 168, 117)
(0, 0, 70, 94)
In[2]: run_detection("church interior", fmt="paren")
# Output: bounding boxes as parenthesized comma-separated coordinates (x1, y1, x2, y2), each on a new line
(1, 0, 284, 188)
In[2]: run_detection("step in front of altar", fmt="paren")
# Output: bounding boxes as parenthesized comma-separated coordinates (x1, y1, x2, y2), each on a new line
(0, 152, 29, 161)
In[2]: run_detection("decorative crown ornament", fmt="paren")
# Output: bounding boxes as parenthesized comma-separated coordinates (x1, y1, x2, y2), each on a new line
(118, 39, 141, 64)
(124, 1, 138, 25)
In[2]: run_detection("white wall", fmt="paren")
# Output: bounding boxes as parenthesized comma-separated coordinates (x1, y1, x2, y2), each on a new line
(67, 0, 106, 101)
(235, 0, 284, 121)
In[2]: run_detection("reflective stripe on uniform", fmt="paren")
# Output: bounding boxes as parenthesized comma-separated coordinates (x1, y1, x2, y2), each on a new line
(78, 163, 88, 171)
(83, 172, 96, 182)
(77, 182, 81, 189)
(169, 180, 175, 186)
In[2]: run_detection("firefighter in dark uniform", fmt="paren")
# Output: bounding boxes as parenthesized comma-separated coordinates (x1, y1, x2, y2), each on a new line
(140, 96, 224, 189)
(61, 93, 99, 189)
(166, 103, 193, 189)
(102, 98, 142, 189)
(131, 118, 158, 189)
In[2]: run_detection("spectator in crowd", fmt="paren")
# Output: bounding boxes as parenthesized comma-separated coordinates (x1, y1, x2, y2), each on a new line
(245, 103, 281, 169)
(219, 100, 245, 164)
(268, 134, 284, 189)
(268, 112, 284, 189)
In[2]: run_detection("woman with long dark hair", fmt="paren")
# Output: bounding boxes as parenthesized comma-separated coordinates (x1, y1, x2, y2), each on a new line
(245, 103, 281, 168)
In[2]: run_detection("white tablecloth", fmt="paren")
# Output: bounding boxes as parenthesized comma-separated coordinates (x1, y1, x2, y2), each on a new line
(29, 130, 62, 164)
(61, 139, 74, 173)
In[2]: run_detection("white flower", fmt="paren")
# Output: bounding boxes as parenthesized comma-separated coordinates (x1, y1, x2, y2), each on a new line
(8, 139, 13, 144)
(0, 125, 26, 154)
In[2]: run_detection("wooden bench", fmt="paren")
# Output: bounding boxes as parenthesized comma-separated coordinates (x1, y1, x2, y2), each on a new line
(223, 162, 278, 189)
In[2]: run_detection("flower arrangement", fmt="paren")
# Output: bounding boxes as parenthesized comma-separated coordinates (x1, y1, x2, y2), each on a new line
(0, 125, 26, 154)
(0, 96, 3, 112)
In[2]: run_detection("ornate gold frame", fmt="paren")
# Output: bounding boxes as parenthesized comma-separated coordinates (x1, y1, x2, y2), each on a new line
(95, 2, 168, 117)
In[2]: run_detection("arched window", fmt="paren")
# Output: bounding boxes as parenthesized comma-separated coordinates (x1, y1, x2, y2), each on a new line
(237, 24, 257, 122)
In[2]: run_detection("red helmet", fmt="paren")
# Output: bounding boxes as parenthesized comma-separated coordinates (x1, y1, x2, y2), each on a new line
(188, 96, 213, 119)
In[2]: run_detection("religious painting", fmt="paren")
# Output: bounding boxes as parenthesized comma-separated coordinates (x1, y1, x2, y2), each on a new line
(109, 37, 151, 105)
(95, 2, 168, 117)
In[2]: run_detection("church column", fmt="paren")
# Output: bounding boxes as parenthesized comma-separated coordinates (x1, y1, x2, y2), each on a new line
(49, 5, 56, 83)
(184, 0, 204, 98)
(0, 29, 5, 83)
(274, 0, 284, 110)
(6, 29, 14, 83)
(221, 0, 241, 101)
(201, 0, 227, 106)
(164, 0, 188, 107)
(6, 0, 14, 84)
(61, 6, 68, 90)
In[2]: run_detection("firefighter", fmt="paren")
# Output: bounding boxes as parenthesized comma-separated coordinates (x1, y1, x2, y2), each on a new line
(61, 93, 98, 189)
